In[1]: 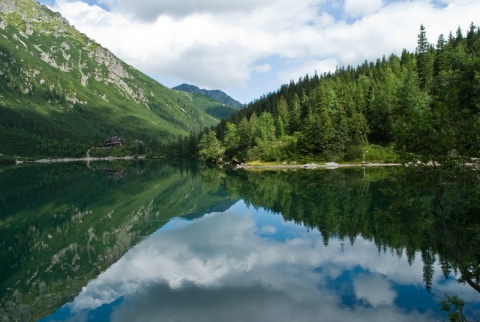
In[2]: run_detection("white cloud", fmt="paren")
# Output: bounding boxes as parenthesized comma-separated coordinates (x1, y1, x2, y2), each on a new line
(46, 0, 480, 102)
(354, 274, 396, 307)
(344, 0, 383, 18)
(261, 224, 277, 233)
(254, 64, 272, 73)
(98, 0, 278, 20)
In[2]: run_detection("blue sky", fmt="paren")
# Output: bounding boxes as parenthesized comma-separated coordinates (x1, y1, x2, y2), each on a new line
(38, 0, 480, 103)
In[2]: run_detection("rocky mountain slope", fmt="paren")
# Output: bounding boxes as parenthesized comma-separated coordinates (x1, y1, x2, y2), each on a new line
(0, 0, 221, 159)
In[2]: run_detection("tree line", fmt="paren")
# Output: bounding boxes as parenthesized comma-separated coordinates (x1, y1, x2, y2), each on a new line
(187, 23, 480, 164)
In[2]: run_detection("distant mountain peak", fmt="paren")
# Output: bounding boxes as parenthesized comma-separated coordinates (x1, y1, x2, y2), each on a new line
(173, 84, 244, 109)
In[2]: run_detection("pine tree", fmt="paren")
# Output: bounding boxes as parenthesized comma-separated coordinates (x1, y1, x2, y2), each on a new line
(289, 93, 302, 133)
(416, 24, 433, 92)
(275, 95, 290, 134)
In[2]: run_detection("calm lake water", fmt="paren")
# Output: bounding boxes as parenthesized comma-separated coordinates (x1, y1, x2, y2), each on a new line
(1, 161, 479, 321)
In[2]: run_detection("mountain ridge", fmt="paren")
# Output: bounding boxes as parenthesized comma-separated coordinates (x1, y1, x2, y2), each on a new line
(173, 83, 244, 109)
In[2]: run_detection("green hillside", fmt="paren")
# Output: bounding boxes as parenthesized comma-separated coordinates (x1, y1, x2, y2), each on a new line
(0, 0, 221, 160)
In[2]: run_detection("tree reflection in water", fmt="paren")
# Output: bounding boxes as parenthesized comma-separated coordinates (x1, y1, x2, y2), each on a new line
(211, 164, 480, 304)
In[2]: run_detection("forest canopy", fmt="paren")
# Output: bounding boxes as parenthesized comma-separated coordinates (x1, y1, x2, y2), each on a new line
(188, 23, 480, 164)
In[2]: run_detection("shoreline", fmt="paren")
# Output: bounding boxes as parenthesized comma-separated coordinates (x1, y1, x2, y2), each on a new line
(237, 161, 480, 170)
(15, 155, 147, 165)
(237, 162, 402, 170)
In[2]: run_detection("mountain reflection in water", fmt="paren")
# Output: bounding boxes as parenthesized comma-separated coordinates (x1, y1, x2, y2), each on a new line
(44, 200, 479, 322)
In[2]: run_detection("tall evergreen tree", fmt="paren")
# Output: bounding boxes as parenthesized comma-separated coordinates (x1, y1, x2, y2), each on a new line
(416, 24, 434, 92)
(275, 95, 290, 134)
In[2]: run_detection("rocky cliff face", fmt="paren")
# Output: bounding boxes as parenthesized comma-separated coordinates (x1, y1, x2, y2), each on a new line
(0, 0, 16, 14)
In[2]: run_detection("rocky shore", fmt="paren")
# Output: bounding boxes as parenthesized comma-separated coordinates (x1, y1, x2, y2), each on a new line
(237, 162, 402, 170)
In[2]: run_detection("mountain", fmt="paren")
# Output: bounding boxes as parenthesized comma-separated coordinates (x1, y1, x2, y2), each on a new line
(0, 0, 220, 159)
(173, 83, 245, 109)
(174, 88, 241, 121)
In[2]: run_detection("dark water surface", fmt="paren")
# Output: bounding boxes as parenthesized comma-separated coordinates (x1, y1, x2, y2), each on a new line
(1, 161, 479, 321)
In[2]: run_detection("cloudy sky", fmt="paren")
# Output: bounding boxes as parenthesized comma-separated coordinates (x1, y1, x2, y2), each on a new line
(37, 0, 480, 103)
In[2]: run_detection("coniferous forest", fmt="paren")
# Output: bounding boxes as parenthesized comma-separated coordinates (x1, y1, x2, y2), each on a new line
(190, 24, 480, 164)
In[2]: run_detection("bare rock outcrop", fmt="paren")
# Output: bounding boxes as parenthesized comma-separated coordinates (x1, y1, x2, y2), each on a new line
(0, 0, 16, 14)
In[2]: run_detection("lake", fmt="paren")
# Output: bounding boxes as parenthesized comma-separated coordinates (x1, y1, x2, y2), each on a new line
(1, 161, 479, 321)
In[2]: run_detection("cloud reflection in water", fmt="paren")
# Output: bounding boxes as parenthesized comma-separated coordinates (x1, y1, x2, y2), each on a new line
(57, 201, 478, 321)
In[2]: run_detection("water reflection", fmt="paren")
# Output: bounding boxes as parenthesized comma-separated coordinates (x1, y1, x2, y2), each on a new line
(43, 201, 479, 321)
(0, 161, 231, 321)
(2, 163, 479, 321)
